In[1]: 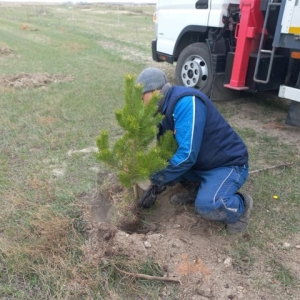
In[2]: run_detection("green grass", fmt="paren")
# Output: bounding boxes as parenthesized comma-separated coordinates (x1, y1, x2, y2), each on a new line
(217, 97, 300, 289)
(270, 259, 297, 286)
(0, 3, 300, 299)
(0, 4, 169, 299)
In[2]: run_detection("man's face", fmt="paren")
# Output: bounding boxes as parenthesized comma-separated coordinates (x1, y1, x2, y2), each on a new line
(142, 91, 153, 105)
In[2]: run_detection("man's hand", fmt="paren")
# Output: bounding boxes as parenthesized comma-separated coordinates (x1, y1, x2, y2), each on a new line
(138, 185, 166, 209)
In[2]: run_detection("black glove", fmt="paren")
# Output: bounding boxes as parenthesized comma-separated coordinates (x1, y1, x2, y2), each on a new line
(138, 185, 166, 209)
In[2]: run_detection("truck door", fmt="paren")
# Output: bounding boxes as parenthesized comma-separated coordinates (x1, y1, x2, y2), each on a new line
(156, 0, 211, 55)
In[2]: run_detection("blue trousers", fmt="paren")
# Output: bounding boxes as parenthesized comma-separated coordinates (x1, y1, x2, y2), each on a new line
(180, 165, 249, 224)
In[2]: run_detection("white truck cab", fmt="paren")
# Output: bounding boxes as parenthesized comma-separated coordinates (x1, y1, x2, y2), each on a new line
(154, 0, 239, 55)
(152, 0, 300, 126)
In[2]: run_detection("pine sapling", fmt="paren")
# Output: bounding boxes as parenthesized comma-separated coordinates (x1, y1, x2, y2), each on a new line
(96, 74, 177, 229)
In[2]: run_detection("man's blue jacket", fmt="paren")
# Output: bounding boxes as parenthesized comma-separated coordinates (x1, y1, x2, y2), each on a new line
(151, 85, 248, 186)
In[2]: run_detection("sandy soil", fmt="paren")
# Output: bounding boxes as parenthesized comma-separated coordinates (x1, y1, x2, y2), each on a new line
(83, 186, 300, 299)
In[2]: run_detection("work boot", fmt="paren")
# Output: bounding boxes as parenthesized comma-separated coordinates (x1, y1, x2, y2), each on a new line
(170, 188, 198, 205)
(226, 193, 253, 234)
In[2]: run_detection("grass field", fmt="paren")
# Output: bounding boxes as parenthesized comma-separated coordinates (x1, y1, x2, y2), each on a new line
(0, 3, 300, 299)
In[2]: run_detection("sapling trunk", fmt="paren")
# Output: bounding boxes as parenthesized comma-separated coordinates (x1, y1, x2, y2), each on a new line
(133, 184, 139, 200)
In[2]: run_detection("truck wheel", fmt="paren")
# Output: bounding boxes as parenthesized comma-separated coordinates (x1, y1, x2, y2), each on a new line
(175, 42, 213, 95)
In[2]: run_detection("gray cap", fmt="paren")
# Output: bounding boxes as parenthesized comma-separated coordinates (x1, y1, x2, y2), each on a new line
(136, 67, 167, 94)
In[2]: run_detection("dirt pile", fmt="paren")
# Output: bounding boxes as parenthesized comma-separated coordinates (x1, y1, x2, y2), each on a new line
(0, 73, 74, 89)
(83, 180, 282, 300)
(0, 47, 14, 55)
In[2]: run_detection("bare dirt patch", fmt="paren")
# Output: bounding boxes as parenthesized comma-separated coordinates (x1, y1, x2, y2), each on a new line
(222, 97, 300, 153)
(0, 73, 74, 89)
(0, 47, 14, 55)
(82, 172, 299, 300)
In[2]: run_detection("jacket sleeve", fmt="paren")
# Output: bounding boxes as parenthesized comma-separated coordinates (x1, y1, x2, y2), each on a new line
(151, 95, 207, 186)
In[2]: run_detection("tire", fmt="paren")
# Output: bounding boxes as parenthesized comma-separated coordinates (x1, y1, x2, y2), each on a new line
(175, 42, 213, 95)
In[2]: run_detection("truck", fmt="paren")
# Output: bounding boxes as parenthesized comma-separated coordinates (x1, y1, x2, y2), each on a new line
(151, 0, 300, 127)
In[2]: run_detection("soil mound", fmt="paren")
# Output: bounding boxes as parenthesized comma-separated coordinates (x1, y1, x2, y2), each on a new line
(0, 73, 74, 89)
(0, 47, 13, 55)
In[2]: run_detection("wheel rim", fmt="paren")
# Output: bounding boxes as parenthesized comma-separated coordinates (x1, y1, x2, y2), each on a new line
(181, 55, 208, 89)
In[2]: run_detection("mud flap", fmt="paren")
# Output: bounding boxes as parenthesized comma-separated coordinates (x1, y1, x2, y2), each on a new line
(210, 74, 240, 101)
(285, 101, 300, 127)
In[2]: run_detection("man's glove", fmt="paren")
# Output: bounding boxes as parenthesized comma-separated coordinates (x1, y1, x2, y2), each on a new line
(137, 179, 152, 191)
(138, 185, 166, 209)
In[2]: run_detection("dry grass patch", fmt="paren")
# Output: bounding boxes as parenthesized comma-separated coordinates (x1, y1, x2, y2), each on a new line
(0, 203, 100, 298)
(1, 205, 78, 265)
